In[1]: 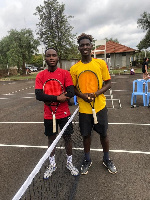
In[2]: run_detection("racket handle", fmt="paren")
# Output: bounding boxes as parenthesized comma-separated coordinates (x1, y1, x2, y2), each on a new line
(53, 114, 56, 133)
(92, 109, 98, 124)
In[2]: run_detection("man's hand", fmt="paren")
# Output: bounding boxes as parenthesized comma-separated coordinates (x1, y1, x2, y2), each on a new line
(44, 92, 69, 104)
(81, 93, 95, 102)
(44, 102, 51, 106)
(57, 92, 70, 102)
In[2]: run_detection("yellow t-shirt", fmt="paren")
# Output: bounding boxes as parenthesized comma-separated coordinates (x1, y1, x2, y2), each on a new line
(70, 58, 111, 114)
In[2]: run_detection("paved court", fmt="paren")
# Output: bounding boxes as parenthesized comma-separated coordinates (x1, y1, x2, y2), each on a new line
(0, 73, 150, 200)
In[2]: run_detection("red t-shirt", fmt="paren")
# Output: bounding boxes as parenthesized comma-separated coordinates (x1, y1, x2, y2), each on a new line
(35, 68, 73, 119)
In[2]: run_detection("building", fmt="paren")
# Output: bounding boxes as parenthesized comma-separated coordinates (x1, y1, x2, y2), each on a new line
(92, 41, 137, 69)
(57, 59, 79, 71)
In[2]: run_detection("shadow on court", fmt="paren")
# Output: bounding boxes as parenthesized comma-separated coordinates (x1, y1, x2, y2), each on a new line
(0, 73, 150, 200)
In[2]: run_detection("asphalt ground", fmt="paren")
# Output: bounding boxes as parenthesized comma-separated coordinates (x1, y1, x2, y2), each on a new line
(0, 73, 150, 200)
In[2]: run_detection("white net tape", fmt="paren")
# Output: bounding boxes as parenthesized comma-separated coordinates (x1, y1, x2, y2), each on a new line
(12, 107, 79, 200)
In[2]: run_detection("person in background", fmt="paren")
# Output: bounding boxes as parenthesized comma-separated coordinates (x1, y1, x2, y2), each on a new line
(130, 67, 135, 75)
(142, 57, 149, 79)
(35, 48, 79, 179)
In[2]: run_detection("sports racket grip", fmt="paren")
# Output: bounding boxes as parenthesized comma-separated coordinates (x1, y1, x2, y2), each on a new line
(92, 109, 98, 124)
(53, 114, 56, 133)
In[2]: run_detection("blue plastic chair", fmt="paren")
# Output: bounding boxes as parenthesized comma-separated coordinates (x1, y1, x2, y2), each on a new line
(131, 79, 147, 106)
(146, 79, 150, 106)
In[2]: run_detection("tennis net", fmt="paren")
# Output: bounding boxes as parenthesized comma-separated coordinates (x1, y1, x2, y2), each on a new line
(12, 107, 83, 200)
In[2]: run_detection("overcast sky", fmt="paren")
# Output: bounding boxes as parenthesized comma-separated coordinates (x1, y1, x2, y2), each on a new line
(0, 0, 149, 52)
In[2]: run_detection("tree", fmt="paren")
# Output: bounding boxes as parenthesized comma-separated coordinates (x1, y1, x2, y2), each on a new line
(29, 54, 43, 68)
(0, 29, 40, 74)
(34, 0, 78, 67)
(137, 12, 150, 50)
(104, 37, 119, 43)
(0, 36, 10, 68)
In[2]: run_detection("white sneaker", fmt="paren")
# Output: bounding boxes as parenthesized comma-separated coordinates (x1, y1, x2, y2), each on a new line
(43, 164, 57, 179)
(66, 162, 79, 176)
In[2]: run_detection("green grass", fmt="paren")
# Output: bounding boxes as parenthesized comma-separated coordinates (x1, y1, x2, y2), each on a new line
(0, 72, 38, 81)
(0, 68, 143, 81)
(110, 68, 142, 75)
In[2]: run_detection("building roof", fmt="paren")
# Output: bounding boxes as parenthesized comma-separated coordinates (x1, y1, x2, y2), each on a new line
(92, 41, 136, 55)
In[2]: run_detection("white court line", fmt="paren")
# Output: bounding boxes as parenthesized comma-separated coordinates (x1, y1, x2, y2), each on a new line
(113, 90, 128, 91)
(0, 98, 9, 99)
(109, 123, 150, 126)
(106, 99, 120, 100)
(1, 85, 35, 96)
(0, 144, 150, 155)
(22, 97, 35, 99)
(0, 122, 150, 126)
(2, 94, 15, 95)
(0, 144, 47, 148)
(8, 82, 16, 84)
(0, 122, 44, 123)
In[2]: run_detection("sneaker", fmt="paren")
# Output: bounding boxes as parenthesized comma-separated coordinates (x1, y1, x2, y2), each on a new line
(66, 162, 79, 176)
(43, 164, 57, 179)
(81, 160, 92, 175)
(103, 159, 117, 174)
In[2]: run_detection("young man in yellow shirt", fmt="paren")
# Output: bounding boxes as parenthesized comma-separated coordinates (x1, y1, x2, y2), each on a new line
(70, 33, 117, 175)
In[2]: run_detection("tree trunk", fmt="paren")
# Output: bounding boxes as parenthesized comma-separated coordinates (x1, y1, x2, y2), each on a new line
(21, 61, 26, 75)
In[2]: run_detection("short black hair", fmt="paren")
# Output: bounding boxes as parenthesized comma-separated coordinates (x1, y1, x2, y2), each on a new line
(45, 47, 57, 55)
(77, 33, 93, 44)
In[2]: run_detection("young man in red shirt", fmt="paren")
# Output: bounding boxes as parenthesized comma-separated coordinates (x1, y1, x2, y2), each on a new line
(35, 48, 79, 179)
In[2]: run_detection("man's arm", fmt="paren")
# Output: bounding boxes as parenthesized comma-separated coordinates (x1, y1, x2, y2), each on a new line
(95, 80, 111, 97)
(35, 89, 57, 102)
(74, 87, 90, 102)
(65, 85, 75, 98)
(35, 88, 72, 103)
(145, 65, 148, 74)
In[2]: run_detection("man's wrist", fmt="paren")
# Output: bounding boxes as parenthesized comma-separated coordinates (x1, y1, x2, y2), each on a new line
(94, 92, 98, 97)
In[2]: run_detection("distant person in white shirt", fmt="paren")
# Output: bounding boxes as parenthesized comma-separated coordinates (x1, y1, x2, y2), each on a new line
(130, 68, 135, 75)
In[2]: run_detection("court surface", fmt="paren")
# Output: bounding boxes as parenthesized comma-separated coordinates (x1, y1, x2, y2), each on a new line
(0, 73, 150, 200)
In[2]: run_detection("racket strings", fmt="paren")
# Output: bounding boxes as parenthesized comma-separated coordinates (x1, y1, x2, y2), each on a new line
(78, 71, 99, 93)
(44, 81, 63, 96)
(77, 71, 99, 124)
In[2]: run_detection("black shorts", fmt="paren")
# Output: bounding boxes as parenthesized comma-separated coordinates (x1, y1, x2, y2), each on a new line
(79, 106, 108, 137)
(44, 116, 73, 136)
